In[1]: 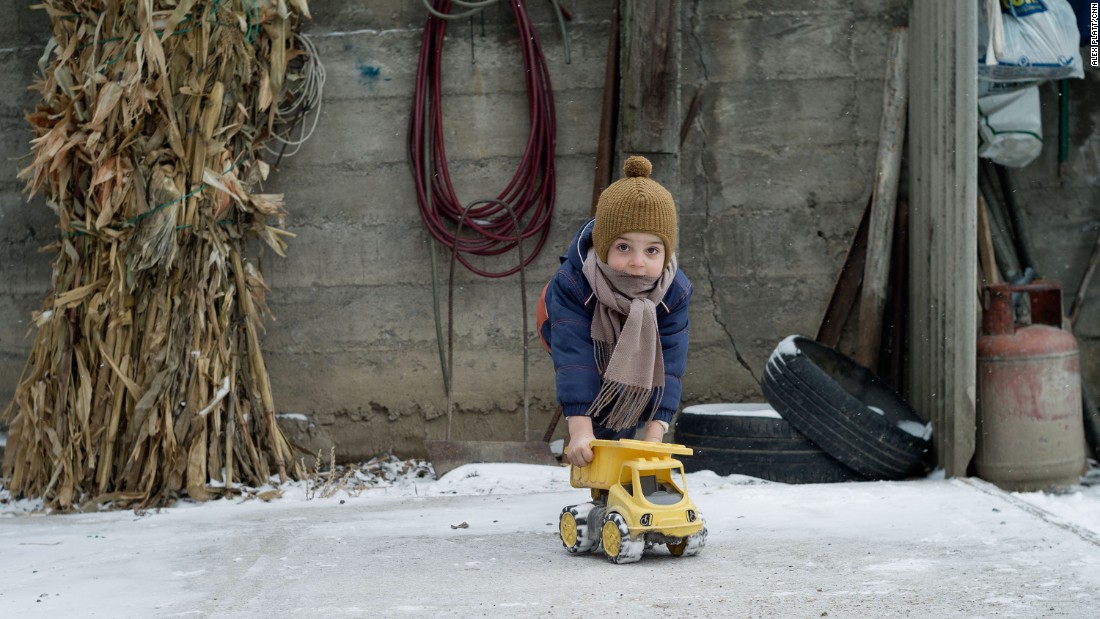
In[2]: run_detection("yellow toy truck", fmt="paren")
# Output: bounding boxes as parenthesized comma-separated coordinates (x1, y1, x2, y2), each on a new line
(558, 439, 707, 564)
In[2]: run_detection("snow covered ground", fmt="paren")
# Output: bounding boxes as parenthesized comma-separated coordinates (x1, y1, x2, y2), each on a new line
(3, 456, 1100, 618)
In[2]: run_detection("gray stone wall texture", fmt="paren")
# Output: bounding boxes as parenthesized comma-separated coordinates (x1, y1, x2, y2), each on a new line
(2, 1, 1099, 461)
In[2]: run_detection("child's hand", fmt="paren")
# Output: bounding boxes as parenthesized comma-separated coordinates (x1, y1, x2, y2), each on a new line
(566, 415, 596, 467)
(566, 434, 595, 467)
(642, 419, 668, 442)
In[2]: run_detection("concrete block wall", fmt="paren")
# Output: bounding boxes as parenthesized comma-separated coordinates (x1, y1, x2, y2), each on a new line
(3, 1, 1097, 461)
(0, 1, 53, 420)
(256, 1, 615, 458)
(677, 0, 909, 400)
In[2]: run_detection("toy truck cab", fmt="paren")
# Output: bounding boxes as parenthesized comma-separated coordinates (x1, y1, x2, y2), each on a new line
(608, 457, 702, 535)
(560, 439, 707, 564)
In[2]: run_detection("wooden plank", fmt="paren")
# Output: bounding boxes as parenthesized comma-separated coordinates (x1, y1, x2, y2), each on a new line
(590, 0, 620, 215)
(679, 83, 703, 148)
(908, 9, 931, 446)
(619, 0, 680, 154)
(977, 194, 1002, 287)
(816, 196, 872, 348)
(855, 27, 909, 370)
(881, 198, 909, 391)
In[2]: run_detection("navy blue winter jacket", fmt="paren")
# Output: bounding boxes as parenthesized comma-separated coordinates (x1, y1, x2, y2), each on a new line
(540, 219, 692, 430)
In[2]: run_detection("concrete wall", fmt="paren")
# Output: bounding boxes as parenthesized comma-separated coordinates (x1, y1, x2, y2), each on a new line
(0, 1, 53, 425)
(2, 1, 1097, 461)
(1014, 73, 1100, 392)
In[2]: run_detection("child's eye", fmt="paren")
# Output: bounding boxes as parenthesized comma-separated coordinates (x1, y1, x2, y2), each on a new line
(645, 246, 662, 255)
(616, 243, 630, 252)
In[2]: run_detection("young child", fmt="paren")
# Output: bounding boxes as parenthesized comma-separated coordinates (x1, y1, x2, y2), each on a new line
(539, 155, 692, 467)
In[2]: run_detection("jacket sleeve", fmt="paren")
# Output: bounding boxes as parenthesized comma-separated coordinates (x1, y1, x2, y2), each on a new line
(546, 266, 602, 418)
(650, 274, 693, 424)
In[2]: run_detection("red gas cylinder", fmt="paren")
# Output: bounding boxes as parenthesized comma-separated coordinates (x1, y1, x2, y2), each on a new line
(975, 281, 1086, 491)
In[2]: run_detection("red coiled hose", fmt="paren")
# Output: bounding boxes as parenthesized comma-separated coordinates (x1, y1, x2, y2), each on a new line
(409, 0, 557, 278)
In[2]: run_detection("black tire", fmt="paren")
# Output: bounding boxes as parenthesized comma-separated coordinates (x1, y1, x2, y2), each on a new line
(761, 335, 932, 480)
(674, 405, 867, 484)
(676, 403, 811, 443)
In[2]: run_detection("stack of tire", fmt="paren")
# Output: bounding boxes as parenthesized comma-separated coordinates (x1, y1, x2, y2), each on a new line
(675, 335, 932, 483)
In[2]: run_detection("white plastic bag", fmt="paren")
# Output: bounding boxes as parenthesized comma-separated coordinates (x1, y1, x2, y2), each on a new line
(979, 0, 1084, 93)
(978, 86, 1043, 168)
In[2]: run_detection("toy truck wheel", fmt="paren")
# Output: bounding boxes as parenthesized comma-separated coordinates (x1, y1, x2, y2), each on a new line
(559, 502, 598, 554)
(685, 526, 708, 556)
(601, 513, 644, 564)
(667, 524, 707, 557)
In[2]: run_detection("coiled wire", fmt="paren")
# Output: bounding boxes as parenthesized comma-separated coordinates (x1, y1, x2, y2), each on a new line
(265, 31, 325, 161)
(409, 0, 559, 278)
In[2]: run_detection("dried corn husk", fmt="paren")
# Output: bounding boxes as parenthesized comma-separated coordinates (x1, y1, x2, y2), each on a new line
(2, 0, 309, 510)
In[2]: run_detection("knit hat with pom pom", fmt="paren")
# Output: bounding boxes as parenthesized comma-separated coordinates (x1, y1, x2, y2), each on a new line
(592, 155, 678, 268)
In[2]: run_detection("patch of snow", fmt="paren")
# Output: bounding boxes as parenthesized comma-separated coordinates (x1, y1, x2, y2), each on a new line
(768, 334, 803, 365)
(1, 457, 1100, 617)
(276, 413, 310, 422)
(868, 405, 885, 416)
(682, 402, 781, 419)
(0, 491, 44, 516)
(426, 463, 573, 497)
(549, 438, 564, 456)
(898, 419, 933, 440)
(197, 377, 231, 417)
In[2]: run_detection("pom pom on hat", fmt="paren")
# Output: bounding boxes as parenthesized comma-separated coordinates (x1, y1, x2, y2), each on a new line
(622, 156, 652, 178)
(592, 155, 678, 268)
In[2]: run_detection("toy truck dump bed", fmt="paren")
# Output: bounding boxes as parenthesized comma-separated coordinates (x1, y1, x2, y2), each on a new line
(570, 439, 694, 490)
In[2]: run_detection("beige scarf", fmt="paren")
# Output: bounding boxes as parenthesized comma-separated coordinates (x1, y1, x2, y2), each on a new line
(581, 247, 678, 430)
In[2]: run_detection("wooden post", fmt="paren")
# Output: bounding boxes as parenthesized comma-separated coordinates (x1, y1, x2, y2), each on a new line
(908, 0, 979, 477)
(855, 28, 908, 370)
(618, 0, 680, 193)
(591, 0, 620, 215)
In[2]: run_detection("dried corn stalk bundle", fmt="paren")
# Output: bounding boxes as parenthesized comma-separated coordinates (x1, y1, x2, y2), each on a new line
(2, 0, 312, 510)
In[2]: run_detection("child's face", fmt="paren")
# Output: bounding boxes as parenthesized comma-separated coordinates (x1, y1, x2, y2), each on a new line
(606, 232, 666, 277)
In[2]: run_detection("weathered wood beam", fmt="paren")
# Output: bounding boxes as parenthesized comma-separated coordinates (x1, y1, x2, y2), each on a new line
(619, 0, 681, 189)
(908, 0, 979, 477)
(856, 27, 909, 370)
(817, 197, 872, 349)
(591, 0, 621, 215)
